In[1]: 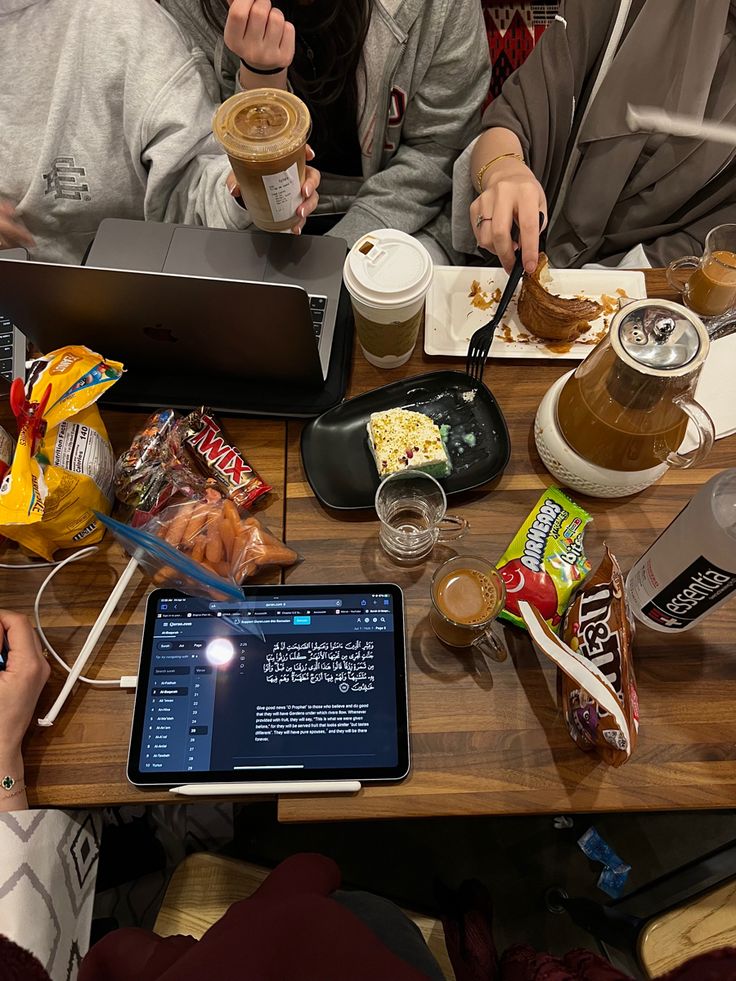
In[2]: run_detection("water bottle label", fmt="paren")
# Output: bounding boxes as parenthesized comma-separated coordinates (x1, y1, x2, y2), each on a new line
(642, 556, 736, 629)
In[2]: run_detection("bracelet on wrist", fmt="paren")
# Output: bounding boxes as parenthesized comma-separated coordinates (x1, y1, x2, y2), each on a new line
(240, 58, 287, 77)
(475, 152, 524, 193)
(1, 774, 25, 801)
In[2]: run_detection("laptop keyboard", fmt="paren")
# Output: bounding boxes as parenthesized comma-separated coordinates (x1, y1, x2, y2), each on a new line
(0, 315, 15, 382)
(309, 295, 327, 340)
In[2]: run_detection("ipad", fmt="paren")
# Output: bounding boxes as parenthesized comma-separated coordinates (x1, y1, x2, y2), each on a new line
(128, 584, 409, 786)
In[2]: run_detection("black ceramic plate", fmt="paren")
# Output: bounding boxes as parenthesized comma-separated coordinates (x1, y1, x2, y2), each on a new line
(300, 370, 510, 510)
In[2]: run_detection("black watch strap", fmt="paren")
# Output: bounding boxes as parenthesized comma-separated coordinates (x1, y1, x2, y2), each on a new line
(240, 58, 287, 76)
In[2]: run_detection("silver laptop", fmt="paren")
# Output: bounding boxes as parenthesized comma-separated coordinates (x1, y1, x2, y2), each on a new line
(0, 248, 29, 383)
(0, 220, 347, 406)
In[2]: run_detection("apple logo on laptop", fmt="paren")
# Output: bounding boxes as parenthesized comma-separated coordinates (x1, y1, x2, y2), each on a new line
(143, 324, 177, 343)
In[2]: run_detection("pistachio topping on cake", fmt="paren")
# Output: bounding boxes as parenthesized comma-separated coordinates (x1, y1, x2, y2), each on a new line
(367, 408, 450, 479)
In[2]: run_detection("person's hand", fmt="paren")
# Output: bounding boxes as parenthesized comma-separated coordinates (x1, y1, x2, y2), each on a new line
(292, 146, 320, 235)
(227, 146, 321, 235)
(469, 158, 547, 274)
(0, 612, 49, 757)
(225, 0, 296, 72)
(0, 201, 35, 250)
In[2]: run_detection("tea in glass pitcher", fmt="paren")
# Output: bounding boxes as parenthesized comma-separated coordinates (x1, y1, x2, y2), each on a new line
(555, 300, 714, 475)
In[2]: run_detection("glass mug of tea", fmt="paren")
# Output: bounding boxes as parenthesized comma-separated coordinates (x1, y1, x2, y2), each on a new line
(667, 223, 736, 319)
(374, 471, 467, 563)
(429, 555, 506, 659)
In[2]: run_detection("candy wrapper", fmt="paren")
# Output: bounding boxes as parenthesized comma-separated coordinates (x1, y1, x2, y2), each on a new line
(519, 547, 639, 768)
(0, 346, 123, 559)
(114, 408, 271, 523)
(98, 495, 298, 601)
(114, 409, 177, 525)
(496, 487, 591, 633)
(0, 425, 12, 551)
(0, 424, 12, 484)
(164, 409, 271, 511)
(561, 547, 639, 766)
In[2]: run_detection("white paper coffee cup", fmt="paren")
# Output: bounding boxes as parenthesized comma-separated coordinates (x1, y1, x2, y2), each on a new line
(343, 229, 433, 368)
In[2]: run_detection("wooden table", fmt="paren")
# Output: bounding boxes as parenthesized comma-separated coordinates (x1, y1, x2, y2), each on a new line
(11, 271, 736, 815)
(12, 415, 288, 808)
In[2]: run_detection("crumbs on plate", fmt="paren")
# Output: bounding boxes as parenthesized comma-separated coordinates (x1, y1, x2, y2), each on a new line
(469, 279, 502, 311)
(490, 282, 630, 353)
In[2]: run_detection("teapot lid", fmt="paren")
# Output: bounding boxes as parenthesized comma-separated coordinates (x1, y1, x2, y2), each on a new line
(612, 299, 709, 376)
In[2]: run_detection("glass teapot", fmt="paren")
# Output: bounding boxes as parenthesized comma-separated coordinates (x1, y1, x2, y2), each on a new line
(556, 299, 715, 474)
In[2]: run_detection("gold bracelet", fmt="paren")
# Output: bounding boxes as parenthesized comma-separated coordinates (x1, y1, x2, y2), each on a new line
(475, 152, 524, 193)
(1, 775, 25, 801)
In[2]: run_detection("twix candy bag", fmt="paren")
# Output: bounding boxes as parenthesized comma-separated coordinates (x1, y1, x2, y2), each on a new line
(164, 408, 271, 512)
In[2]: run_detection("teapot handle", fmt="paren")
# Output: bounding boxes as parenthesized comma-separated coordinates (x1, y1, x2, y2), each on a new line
(664, 395, 715, 469)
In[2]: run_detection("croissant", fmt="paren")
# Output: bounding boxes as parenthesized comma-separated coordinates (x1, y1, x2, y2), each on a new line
(517, 253, 603, 341)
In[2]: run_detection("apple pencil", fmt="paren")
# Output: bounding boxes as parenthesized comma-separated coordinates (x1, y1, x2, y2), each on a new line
(168, 780, 362, 796)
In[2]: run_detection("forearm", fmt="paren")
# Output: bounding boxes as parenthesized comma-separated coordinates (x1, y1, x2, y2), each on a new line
(238, 65, 288, 91)
(470, 128, 525, 193)
(0, 750, 26, 812)
(329, 145, 452, 245)
(153, 155, 253, 231)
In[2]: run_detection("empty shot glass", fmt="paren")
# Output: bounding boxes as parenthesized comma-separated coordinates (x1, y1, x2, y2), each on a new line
(374, 471, 467, 563)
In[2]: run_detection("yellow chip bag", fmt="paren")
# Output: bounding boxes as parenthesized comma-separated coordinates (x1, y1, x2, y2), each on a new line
(0, 346, 124, 559)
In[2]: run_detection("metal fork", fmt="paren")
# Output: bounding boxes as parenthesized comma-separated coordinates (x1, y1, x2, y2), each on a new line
(465, 251, 524, 384)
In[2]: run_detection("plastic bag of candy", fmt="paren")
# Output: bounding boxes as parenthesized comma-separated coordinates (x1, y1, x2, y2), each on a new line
(114, 409, 178, 524)
(0, 346, 123, 559)
(519, 546, 639, 768)
(98, 494, 298, 601)
(0, 424, 12, 485)
(560, 546, 639, 766)
(114, 408, 271, 525)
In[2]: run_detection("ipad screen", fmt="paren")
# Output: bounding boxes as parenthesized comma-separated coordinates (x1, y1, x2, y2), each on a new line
(129, 584, 408, 785)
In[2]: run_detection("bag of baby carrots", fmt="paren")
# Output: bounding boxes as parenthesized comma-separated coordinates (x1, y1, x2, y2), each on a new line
(97, 492, 298, 601)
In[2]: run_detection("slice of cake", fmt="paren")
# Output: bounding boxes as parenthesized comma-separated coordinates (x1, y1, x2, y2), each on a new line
(367, 408, 451, 479)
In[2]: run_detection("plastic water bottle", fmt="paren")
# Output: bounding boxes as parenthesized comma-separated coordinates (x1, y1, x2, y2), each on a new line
(626, 469, 736, 632)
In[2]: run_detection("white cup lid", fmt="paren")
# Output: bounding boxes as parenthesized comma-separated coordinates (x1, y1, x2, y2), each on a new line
(344, 229, 433, 307)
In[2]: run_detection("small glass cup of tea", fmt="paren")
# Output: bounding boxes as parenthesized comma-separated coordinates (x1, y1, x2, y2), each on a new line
(666, 223, 736, 319)
(374, 471, 467, 563)
(429, 555, 506, 660)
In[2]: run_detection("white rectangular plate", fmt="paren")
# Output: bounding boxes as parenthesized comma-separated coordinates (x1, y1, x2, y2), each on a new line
(424, 265, 648, 360)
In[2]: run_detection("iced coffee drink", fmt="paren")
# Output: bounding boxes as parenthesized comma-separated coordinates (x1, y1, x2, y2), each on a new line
(213, 89, 311, 233)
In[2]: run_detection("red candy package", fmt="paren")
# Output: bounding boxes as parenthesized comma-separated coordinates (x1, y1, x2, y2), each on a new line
(496, 487, 592, 633)
(164, 408, 271, 512)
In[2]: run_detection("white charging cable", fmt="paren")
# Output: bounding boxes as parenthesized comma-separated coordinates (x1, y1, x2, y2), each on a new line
(0, 559, 63, 569)
(33, 549, 139, 700)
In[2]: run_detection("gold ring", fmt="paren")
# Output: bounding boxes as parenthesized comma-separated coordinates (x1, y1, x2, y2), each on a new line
(475, 215, 492, 228)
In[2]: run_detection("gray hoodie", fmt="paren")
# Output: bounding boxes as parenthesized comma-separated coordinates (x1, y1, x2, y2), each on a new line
(0, 0, 250, 264)
(162, 0, 491, 261)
